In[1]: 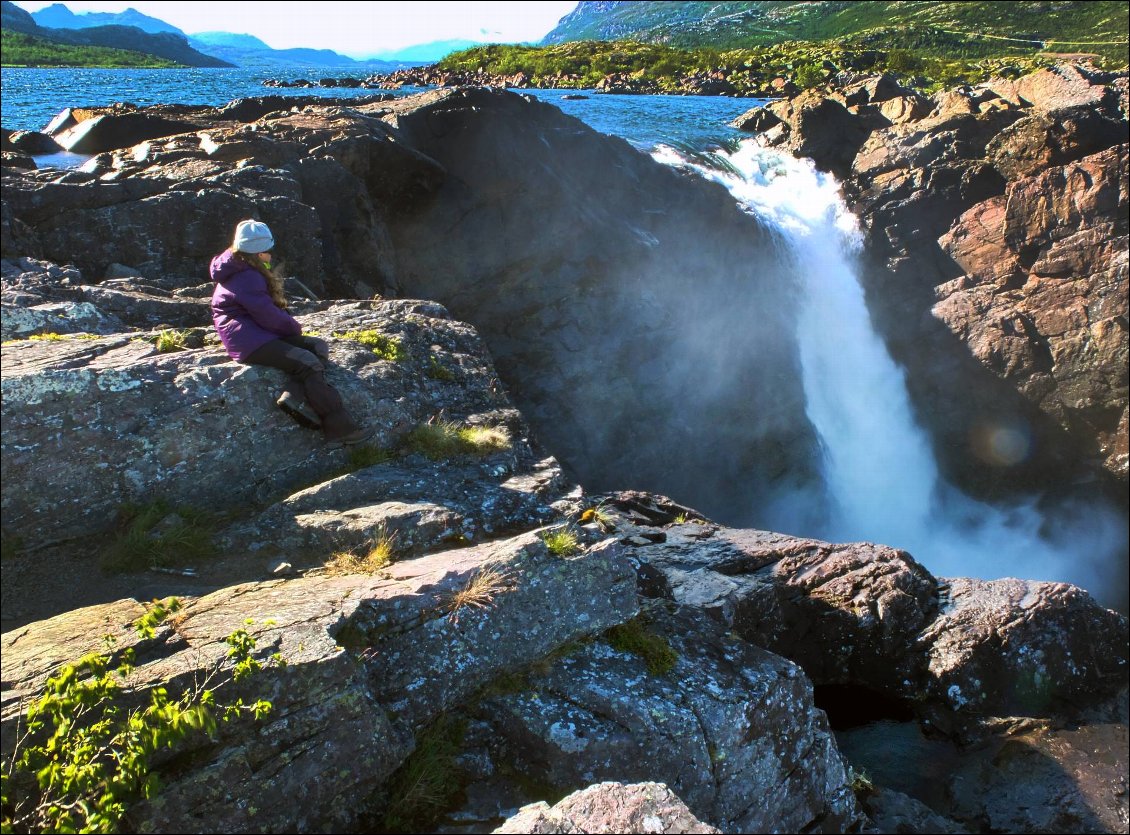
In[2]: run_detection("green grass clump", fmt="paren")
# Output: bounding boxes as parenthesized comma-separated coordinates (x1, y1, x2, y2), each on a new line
(380, 715, 467, 833)
(540, 527, 580, 557)
(604, 616, 679, 676)
(153, 329, 190, 353)
(336, 329, 406, 362)
(101, 500, 214, 573)
(400, 420, 511, 460)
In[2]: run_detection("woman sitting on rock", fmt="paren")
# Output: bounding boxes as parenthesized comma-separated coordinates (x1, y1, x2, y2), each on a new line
(210, 219, 372, 447)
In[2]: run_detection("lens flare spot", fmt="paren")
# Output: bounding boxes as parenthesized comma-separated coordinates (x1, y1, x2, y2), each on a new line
(972, 422, 1031, 466)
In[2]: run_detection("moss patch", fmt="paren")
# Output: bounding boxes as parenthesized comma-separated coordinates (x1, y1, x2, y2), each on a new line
(605, 616, 679, 676)
(336, 329, 406, 362)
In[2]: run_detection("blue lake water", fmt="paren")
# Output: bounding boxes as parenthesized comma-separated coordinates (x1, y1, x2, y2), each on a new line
(0, 67, 766, 153)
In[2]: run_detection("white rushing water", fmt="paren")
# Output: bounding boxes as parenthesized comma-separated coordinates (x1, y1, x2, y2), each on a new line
(653, 140, 1126, 595)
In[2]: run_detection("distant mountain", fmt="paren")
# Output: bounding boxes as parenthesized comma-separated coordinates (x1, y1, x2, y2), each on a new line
(366, 39, 484, 63)
(30, 2, 185, 35)
(1, 0, 231, 67)
(187, 36, 364, 69)
(189, 31, 272, 51)
(541, 0, 1130, 62)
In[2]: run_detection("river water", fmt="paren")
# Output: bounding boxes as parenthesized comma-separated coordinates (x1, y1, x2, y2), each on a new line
(0, 66, 759, 151)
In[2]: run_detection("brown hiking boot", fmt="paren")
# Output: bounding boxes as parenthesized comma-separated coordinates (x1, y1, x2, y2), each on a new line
(277, 391, 321, 429)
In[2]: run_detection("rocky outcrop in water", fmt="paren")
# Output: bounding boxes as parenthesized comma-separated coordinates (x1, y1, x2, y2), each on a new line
(736, 63, 1129, 494)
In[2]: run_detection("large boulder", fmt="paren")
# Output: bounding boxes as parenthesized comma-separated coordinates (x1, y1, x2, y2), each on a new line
(382, 87, 820, 524)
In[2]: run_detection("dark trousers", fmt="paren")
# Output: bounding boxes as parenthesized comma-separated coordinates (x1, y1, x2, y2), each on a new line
(244, 336, 360, 441)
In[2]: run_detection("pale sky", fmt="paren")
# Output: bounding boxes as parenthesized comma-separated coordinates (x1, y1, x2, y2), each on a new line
(13, 1, 579, 56)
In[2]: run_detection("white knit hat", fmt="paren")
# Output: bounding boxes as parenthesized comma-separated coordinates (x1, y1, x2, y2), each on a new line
(232, 219, 274, 253)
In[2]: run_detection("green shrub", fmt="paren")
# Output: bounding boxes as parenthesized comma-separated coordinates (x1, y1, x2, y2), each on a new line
(605, 616, 679, 676)
(101, 500, 215, 573)
(0, 609, 273, 833)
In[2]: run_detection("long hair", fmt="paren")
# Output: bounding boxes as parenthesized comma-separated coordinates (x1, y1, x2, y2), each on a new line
(233, 250, 288, 309)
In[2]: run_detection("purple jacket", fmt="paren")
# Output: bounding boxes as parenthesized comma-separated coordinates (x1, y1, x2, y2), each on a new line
(210, 249, 301, 361)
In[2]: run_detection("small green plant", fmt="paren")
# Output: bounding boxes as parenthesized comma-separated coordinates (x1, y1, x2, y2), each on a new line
(400, 419, 511, 461)
(101, 500, 215, 573)
(605, 616, 679, 676)
(324, 525, 398, 575)
(540, 527, 580, 557)
(335, 329, 406, 362)
(426, 355, 456, 382)
(133, 597, 181, 639)
(379, 714, 467, 833)
(1, 619, 273, 833)
(347, 444, 393, 471)
(152, 329, 190, 353)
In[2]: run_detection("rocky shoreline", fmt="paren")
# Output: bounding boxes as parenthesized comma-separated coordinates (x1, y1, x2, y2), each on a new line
(2, 66, 1128, 833)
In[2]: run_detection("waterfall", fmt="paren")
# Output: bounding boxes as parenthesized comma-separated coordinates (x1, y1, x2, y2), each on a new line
(653, 140, 1126, 600)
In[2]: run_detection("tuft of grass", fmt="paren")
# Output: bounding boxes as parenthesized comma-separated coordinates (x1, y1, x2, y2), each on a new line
(445, 564, 512, 619)
(540, 526, 580, 557)
(101, 500, 215, 573)
(605, 615, 679, 676)
(400, 419, 511, 461)
(380, 714, 467, 833)
(153, 328, 190, 353)
(324, 525, 398, 575)
(347, 444, 393, 471)
(336, 329, 406, 362)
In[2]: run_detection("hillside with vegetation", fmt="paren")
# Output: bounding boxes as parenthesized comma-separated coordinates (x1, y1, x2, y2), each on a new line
(436, 37, 1069, 96)
(544, 1, 1130, 66)
(0, 0, 229, 67)
(0, 29, 177, 67)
